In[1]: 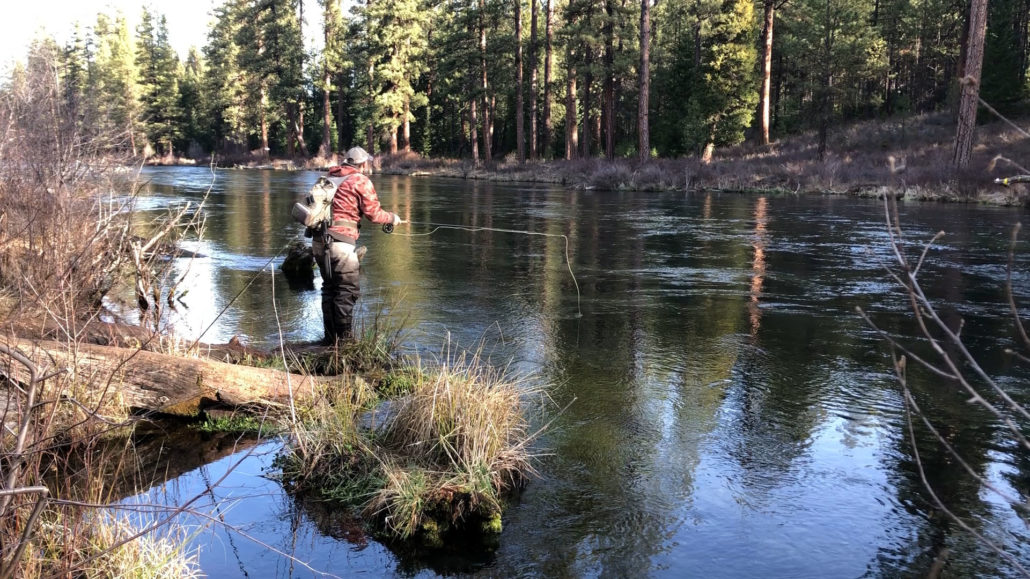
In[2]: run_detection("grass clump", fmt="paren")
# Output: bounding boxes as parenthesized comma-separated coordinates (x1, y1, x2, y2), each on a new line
(275, 376, 384, 505)
(27, 513, 202, 578)
(275, 349, 541, 547)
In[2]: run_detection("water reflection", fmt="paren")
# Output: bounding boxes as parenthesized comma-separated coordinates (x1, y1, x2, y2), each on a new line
(120, 168, 1030, 577)
(750, 196, 768, 337)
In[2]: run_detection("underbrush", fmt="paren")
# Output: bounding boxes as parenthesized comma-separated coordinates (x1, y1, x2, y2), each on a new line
(1, 46, 209, 576)
(366, 112, 1030, 203)
(2, 400, 203, 576)
(275, 348, 542, 547)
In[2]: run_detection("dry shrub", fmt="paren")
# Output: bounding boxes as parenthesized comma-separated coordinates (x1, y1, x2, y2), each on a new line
(0, 41, 135, 332)
(586, 161, 634, 190)
(1, 45, 205, 577)
(632, 162, 678, 191)
(378, 150, 447, 173)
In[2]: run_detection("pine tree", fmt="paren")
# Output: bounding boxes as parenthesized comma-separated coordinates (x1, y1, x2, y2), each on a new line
(654, 0, 757, 159)
(136, 8, 182, 156)
(637, 0, 651, 160)
(981, 0, 1030, 108)
(61, 24, 91, 132)
(351, 0, 429, 154)
(779, 0, 885, 157)
(203, 0, 252, 154)
(954, 0, 988, 169)
(249, 0, 308, 156)
(178, 47, 208, 154)
(697, 0, 757, 160)
(318, 0, 345, 156)
(92, 12, 142, 155)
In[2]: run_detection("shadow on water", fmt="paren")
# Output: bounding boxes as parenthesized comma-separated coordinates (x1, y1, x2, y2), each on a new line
(103, 168, 1030, 577)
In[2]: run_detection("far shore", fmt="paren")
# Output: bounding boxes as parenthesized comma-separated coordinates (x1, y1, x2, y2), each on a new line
(146, 113, 1030, 206)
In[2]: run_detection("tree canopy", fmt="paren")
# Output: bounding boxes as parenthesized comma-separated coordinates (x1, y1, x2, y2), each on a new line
(5, 0, 1028, 162)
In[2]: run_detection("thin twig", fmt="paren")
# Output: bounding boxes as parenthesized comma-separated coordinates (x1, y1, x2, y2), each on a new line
(1006, 223, 1030, 351)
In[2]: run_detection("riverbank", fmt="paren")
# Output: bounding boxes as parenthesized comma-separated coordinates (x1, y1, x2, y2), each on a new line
(158, 112, 1030, 205)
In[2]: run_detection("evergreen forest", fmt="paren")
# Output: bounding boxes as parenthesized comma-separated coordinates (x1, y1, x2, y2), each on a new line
(5, 0, 1029, 165)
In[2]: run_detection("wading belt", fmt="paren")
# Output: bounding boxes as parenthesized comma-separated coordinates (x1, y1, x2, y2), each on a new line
(326, 219, 359, 245)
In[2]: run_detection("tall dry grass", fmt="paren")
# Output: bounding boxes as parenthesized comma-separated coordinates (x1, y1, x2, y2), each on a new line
(369, 351, 538, 540)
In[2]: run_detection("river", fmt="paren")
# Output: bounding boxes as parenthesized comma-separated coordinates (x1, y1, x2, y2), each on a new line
(116, 166, 1029, 577)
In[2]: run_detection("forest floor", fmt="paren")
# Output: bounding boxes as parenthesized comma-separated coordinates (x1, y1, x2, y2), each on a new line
(158, 111, 1030, 205)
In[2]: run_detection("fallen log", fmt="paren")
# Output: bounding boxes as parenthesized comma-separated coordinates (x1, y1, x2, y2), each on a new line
(0, 337, 333, 417)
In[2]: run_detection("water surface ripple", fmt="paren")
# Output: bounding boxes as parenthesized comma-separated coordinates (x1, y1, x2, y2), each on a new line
(116, 168, 1030, 578)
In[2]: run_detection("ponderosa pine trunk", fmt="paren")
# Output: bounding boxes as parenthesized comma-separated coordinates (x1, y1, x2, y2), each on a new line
(758, 0, 775, 146)
(320, 0, 334, 157)
(543, 0, 554, 159)
(471, 94, 480, 165)
(953, 0, 987, 169)
(516, 0, 525, 163)
(638, 0, 651, 161)
(402, 97, 411, 152)
(565, 52, 578, 160)
(817, 0, 831, 161)
(321, 71, 333, 156)
(479, 0, 493, 162)
(582, 61, 593, 158)
(260, 85, 270, 161)
(602, 0, 616, 160)
(336, 73, 347, 148)
(389, 114, 399, 154)
(529, 0, 539, 159)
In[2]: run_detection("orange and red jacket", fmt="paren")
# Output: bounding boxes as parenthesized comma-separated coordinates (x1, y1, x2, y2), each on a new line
(326, 165, 395, 243)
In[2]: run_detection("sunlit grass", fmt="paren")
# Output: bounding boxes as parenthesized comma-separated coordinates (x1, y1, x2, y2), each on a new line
(25, 512, 202, 578)
(275, 342, 543, 544)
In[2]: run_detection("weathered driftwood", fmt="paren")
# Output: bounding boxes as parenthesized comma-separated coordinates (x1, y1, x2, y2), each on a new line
(0, 337, 332, 417)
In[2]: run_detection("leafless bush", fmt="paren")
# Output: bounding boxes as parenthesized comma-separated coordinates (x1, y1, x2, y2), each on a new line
(859, 197, 1030, 577)
(377, 150, 447, 173)
(0, 42, 136, 335)
(0, 42, 211, 340)
(586, 161, 634, 190)
(0, 45, 214, 576)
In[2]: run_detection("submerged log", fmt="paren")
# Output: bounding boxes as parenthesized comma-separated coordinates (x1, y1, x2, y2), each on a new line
(0, 337, 332, 417)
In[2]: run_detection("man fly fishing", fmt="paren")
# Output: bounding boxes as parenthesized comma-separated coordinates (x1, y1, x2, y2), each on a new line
(313, 146, 405, 345)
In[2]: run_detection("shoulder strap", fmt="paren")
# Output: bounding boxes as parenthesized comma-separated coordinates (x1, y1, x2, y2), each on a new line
(326, 173, 361, 230)
(326, 173, 359, 189)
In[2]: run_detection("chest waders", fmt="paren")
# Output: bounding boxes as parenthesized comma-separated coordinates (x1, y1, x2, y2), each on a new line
(312, 176, 363, 345)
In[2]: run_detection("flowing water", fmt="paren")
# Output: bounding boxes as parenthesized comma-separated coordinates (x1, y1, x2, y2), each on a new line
(116, 166, 1029, 577)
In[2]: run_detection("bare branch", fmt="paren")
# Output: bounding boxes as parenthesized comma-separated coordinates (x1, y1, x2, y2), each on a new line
(1006, 223, 1030, 351)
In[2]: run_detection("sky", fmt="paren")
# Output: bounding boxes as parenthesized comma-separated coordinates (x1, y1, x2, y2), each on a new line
(0, 0, 220, 66)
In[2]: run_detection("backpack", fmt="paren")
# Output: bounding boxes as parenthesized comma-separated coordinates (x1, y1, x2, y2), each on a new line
(291, 174, 355, 229)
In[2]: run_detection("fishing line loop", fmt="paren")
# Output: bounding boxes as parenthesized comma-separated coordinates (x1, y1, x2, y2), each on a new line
(396, 221, 583, 317)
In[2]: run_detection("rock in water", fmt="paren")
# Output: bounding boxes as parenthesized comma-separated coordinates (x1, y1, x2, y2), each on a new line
(280, 240, 315, 290)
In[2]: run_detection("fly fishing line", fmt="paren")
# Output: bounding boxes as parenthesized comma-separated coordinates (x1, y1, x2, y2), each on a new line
(393, 221, 582, 318)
